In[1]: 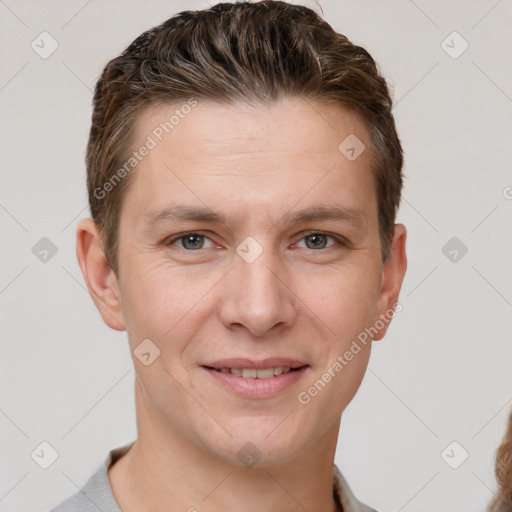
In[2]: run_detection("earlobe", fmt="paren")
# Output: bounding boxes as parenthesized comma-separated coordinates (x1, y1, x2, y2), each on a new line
(76, 218, 126, 331)
(372, 223, 407, 342)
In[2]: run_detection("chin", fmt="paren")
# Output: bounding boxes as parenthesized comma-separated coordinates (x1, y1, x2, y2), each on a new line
(199, 416, 308, 468)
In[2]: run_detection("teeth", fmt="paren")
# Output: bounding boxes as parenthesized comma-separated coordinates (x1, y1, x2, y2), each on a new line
(215, 366, 298, 378)
(256, 368, 274, 379)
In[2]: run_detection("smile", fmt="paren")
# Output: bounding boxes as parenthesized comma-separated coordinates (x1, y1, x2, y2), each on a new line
(201, 364, 310, 398)
(207, 366, 304, 379)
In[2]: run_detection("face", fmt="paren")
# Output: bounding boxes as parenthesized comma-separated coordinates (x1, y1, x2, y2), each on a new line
(78, 97, 406, 467)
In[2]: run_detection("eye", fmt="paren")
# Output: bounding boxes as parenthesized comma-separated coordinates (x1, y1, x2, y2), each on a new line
(295, 233, 341, 250)
(166, 232, 215, 250)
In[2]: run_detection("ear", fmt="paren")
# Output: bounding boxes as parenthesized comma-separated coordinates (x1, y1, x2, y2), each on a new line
(373, 223, 407, 341)
(76, 218, 126, 331)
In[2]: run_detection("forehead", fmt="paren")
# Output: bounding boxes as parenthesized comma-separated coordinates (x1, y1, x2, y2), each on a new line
(134, 98, 369, 162)
(122, 98, 375, 224)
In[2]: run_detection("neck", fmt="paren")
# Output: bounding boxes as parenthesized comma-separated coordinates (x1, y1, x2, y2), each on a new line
(108, 379, 342, 512)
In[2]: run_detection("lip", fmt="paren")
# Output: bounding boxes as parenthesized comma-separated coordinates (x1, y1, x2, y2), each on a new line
(202, 358, 308, 370)
(201, 363, 310, 399)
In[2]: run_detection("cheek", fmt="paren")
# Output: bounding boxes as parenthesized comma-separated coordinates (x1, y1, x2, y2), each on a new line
(120, 259, 219, 359)
(328, 347, 371, 414)
(312, 268, 379, 410)
(119, 262, 181, 344)
(308, 263, 381, 338)
(296, 340, 371, 441)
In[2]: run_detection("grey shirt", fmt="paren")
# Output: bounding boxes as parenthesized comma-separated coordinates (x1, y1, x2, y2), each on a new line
(50, 442, 377, 512)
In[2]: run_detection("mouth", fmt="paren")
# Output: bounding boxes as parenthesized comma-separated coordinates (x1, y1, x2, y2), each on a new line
(202, 365, 309, 379)
(200, 359, 310, 398)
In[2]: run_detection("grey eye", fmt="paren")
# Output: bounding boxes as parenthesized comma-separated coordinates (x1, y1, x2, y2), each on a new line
(300, 234, 336, 250)
(180, 234, 205, 250)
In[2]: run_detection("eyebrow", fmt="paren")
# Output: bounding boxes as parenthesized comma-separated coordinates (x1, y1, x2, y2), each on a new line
(143, 204, 367, 230)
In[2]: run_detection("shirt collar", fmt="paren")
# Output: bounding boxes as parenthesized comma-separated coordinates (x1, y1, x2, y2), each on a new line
(100, 442, 375, 512)
(333, 463, 377, 512)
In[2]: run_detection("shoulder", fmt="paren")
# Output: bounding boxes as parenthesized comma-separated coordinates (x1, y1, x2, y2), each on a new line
(333, 464, 379, 512)
(49, 442, 133, 512)
(49, 463, 113, 512)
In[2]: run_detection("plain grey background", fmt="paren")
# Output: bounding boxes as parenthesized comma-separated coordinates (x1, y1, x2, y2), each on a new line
(1, 1, 511, 511)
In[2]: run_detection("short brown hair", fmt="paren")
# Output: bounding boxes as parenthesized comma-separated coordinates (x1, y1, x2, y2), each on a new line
(86, 0, 403, 276)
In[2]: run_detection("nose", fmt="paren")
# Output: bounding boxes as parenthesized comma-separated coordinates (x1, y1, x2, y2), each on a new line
(218, 244, 297, 337)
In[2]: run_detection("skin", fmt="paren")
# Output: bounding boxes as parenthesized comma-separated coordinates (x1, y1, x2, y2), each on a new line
(76, 97, 407, 512)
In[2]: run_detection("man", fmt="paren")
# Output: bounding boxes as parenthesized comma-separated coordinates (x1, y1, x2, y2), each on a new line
(51, 2, 407, 511)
